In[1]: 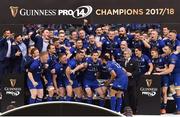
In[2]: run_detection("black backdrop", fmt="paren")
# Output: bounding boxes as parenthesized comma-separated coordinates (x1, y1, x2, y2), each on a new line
(0, 0, 179, 115)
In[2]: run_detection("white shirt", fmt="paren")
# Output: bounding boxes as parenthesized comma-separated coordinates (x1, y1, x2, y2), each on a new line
(125, 57, 131, 67)
(95, 36, 100, 42)
(18, 42, 27, 57)
(6, 39, 11, 58)
(29, 39, 35, 46)
(41, 40, 49, 52)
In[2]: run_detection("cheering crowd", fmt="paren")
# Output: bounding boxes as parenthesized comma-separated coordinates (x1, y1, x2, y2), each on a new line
(0, 22, 180, 115)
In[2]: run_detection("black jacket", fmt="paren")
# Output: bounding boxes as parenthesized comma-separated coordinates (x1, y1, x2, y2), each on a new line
(121, 58, 139, 81)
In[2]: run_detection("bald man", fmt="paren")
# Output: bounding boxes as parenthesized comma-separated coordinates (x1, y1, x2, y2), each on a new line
(113, 41, 128, 65)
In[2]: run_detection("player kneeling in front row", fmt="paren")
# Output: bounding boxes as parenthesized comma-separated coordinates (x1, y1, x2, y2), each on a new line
(102, 54, 128, 113)
(27, 52, 49, 104)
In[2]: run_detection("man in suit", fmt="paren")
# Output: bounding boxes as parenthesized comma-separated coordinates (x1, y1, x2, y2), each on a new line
(11, 34, 28, 73)
(0, 29, 14, 75)
(121, 48, 138, 114)
(30, 28, 50, 52)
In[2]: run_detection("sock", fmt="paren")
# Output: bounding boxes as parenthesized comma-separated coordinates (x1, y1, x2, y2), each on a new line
(59, 96, 64, 101)
(66, 96, 72, 101)
(76, 97, 82, 102)
(47, 96, 53, 101)
(87, 97, 93, 104)
(164, 103, 167, 109)
(36, 97, 43, 103)
(116, 97, 122, 112)
(160, 103, 163, 109)
(176, 96, 180, 111)
(99, 98, 105, 107)
(161, 103, 164, 109)
(29, 97, 36, 104)
(161, 102, 167, 109)
(110, 96, 116, 111)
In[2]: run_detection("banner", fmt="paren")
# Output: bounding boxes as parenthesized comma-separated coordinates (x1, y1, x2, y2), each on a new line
(0, 0, 179, 24)
(136, 75, 161, 115)
(1, 73, 24, 112)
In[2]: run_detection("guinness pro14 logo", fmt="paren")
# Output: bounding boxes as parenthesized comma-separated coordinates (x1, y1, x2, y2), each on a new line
(9, 5, 93, 19)
(4, 78, 21, 97)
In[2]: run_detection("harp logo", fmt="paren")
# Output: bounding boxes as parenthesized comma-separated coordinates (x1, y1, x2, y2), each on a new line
(9, 6, 19, 18)
(146, 79, 152, 88)
(10, 79, 16, 87)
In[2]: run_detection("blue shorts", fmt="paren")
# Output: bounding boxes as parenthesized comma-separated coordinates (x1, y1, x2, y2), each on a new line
(44, 72, 53, 87)
(172, 73, 180, 87)
(72, 79, 81, 89)
(58, 77, 70, 88)
(83, 79, 100, 90)
(27, 78, 43, 89)
(46, 80, 53, 88)
(161, 75, 170, 87)
(77, 74, 84, 84)
(112, 76, 128, 91)
(169, 75, 174, 86)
